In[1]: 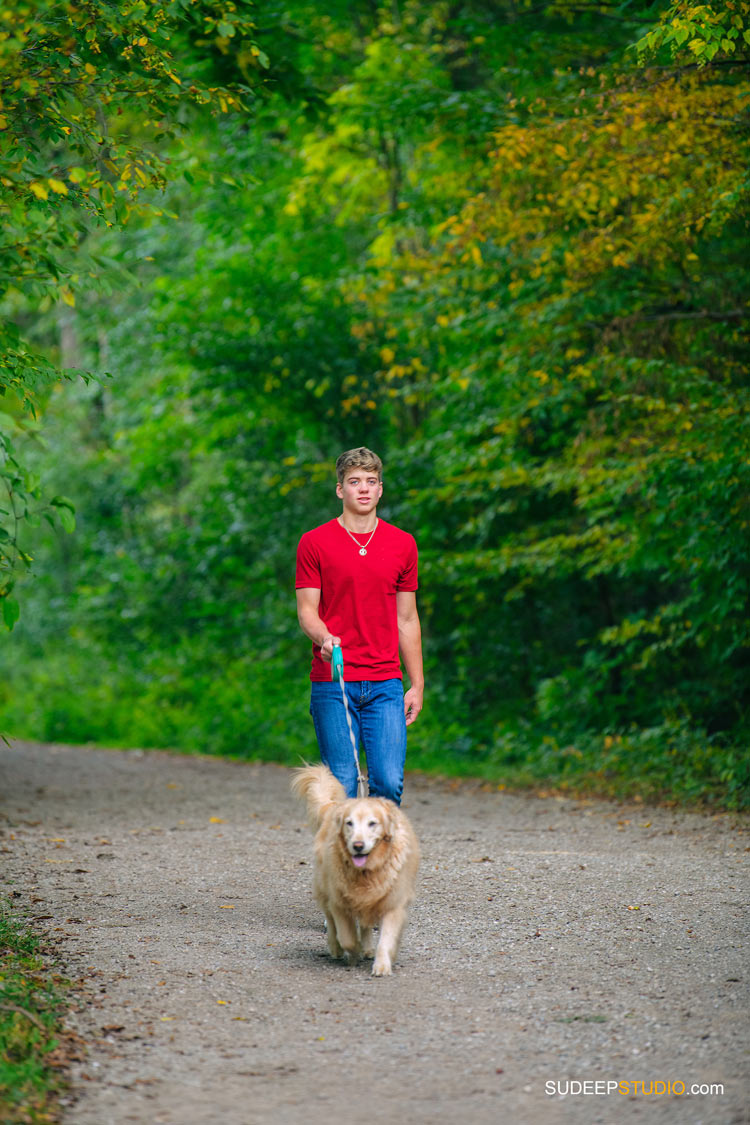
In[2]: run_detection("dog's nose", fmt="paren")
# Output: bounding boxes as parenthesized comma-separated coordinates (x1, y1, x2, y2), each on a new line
(353, 841, 365, 853)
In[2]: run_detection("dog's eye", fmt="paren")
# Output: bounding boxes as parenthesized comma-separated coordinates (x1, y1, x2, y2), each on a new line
(368, 820, 377, 828)
(345, 818, 354, 827)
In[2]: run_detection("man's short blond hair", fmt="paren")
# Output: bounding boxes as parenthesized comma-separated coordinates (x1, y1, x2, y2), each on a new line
(336, 447, 383, 483)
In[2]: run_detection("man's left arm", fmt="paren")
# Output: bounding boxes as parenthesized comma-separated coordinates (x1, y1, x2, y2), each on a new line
(397, 590, 423, 727)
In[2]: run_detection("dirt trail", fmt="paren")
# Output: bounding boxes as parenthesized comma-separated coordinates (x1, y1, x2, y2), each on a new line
(1, 740, 747, 1124)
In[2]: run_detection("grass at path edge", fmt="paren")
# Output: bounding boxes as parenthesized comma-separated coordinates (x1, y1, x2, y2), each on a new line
(0, 900, 70, 1125)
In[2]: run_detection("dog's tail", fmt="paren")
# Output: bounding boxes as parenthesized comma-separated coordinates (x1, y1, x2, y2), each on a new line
(291, 764, 346, 829)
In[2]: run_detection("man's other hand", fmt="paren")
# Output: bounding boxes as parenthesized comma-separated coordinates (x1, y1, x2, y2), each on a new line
(404, 685, 423, 726)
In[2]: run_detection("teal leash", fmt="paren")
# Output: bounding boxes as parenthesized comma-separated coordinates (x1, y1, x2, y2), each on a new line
(331, 644, 368, 798)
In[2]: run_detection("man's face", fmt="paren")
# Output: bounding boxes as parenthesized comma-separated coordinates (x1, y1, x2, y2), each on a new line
(336, 469, 383, 515)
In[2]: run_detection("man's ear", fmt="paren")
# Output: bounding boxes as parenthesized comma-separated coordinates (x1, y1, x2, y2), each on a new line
(336, 481, 343, 500)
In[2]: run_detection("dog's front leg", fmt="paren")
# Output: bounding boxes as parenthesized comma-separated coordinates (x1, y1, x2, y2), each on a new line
(330, 910, 360, 966)
(324, 911, 343, 959)
(360, 924, 375, 958)
(372, 907, 406, 977)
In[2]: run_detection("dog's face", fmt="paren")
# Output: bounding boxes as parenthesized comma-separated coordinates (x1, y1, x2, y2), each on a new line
(339, 799, 391, 869)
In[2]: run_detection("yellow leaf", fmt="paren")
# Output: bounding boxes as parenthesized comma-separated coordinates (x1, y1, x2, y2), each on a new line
(209, 816, 225, 823)
(167, 71, 182, 85)
(48, 178, 68, 195)
(60, 287, 75, 307)
(84, 63, 97, 76)
(30, 182, 48, 200)
(220, 904, 235, 910)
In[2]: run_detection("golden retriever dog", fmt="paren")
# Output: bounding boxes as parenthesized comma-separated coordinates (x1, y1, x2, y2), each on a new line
(291, 764, 420, 976)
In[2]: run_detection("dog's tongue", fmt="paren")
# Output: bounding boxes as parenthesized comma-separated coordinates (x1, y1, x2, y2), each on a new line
(352, 854, 368, 868)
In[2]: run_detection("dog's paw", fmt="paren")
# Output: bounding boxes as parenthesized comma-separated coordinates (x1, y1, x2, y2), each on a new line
(327, 935, 343, 959)
(343, 948, 361, 968)
(371, 956, 392, 977)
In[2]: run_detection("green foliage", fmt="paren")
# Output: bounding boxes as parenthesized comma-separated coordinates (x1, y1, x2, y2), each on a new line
(0, 903, 69, 1124)
(486, 720, 749, 808)
(0, 0, 748, 808)
(635, 0, 750, 65)
(0, 639, 315, 761)
(0, 0, 266, 615)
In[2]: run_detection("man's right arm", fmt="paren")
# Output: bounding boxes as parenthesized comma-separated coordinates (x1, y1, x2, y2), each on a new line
(296, 588, 340, 663)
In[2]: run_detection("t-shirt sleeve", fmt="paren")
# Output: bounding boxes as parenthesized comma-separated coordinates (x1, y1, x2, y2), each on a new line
(396, 535, 418, 591)
(295, 532, 322, 589)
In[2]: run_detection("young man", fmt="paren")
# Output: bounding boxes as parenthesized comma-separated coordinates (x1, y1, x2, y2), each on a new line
(295, 447, 423, 805)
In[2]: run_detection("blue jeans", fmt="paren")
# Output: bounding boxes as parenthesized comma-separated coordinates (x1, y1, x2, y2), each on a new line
(310, 679, 407, 805)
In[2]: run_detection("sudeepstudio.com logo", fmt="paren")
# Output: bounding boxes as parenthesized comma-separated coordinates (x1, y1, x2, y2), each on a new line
(545, 1080, 725, 1098)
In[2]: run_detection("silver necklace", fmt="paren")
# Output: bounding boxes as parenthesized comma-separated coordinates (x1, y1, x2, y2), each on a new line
(341, 518, 378, 556)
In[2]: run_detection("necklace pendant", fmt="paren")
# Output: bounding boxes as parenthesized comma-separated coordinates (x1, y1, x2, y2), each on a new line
(359, 547, 367, 556)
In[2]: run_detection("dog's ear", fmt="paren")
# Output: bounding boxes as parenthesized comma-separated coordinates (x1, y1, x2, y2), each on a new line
(333, 805, 348, 832)
(378, 800, 394, 842)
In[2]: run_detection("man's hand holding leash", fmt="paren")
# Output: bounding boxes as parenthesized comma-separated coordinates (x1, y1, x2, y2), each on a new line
(319, 634, 341, 663)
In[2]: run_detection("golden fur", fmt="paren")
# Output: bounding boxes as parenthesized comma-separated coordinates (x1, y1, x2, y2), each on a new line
(291, 764, 420, 976)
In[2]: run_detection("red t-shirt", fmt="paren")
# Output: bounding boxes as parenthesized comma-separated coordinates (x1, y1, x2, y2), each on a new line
(296, 517, 418, 682)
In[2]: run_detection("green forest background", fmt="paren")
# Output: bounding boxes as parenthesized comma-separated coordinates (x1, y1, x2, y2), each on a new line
(1, 0, 748, 809)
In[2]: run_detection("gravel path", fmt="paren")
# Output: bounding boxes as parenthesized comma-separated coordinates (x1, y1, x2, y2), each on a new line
(1, 739, 747, 1124)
